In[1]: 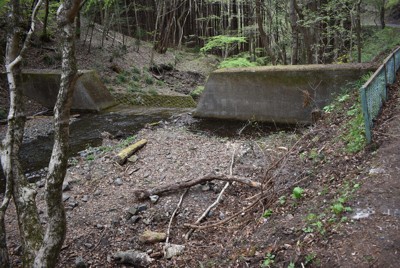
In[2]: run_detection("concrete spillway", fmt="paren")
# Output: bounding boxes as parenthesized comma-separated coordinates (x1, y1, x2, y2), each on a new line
(194, 63, 376, 124)
(18, 69, 115, 111)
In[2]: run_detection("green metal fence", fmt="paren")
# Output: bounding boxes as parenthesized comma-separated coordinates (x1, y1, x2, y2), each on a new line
(360, 47, 400, 143)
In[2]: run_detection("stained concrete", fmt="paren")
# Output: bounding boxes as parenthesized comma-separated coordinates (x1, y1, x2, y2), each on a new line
(194, 64, 377, 124)
(18, 69, 115, 111)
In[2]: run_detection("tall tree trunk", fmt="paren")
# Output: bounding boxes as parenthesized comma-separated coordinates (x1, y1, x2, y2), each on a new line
(380, 3, 385, 29)
(255, 0, 275, 63)
(2, 0, 44, 266)
(42, 0, 50, 41)
(34, 1, 81, 266)
(356, 0, 362, 63)
(289, 0, 299, 65)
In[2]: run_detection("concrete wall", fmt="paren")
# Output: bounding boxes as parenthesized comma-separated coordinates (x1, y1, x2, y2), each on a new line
(18, 70, 115, 111)
(194, 64, 376, 124)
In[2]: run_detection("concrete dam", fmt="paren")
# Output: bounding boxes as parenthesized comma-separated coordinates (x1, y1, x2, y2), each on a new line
(194, 63, 376, 124)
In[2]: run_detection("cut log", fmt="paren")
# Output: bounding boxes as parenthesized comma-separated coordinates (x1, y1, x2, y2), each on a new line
(115, 139, 147, 165)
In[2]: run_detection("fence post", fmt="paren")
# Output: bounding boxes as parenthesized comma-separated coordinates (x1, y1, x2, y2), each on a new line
(360, 86, 372, 143)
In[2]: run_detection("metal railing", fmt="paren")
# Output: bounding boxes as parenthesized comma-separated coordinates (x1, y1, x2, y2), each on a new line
(360, 47, 400, 143)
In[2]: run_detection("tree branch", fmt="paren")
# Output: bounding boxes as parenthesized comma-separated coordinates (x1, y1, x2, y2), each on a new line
(133, 172, 261, 200)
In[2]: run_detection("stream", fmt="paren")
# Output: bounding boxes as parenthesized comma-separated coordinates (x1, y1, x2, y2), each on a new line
(0, 106, 191, 182)
(0, 105, 292, 184)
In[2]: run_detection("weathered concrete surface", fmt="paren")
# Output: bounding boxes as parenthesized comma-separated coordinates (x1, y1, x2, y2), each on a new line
(18, 70, 115, 111)
(194, 64, 377, 124)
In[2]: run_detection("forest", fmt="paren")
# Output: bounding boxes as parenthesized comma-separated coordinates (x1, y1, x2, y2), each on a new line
(1, 0, 400, 267)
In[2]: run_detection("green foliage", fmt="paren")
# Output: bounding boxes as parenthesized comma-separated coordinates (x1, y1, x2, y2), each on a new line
(288, 262, 295, 268)
(262, 209, 273, 219)
(201, 35, 246, 58)
(292, 187, 304, 199)
(261, 253, 275, 267)
(144, 75, 154, 85)
(190, 86, 205, 99)
(341, 100, 366, 153)
(219, 57, 258, 69)
(359, 27, 400, 62)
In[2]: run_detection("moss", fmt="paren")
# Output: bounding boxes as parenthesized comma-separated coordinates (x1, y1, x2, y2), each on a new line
(113, 93, 196, 108)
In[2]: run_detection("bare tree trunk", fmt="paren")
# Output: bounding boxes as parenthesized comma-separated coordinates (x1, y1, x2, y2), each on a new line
(356, 0, 362, 63)
(289, 0, 299, 65)
(34, 1, 81, 267)
(42, 0, 50, 41)
(1, 0, 44, 266)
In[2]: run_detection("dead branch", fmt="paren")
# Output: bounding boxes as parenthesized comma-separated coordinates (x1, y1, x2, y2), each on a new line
(184, 194, 271, 230)
(185, 145, 238, 240)
(133, 173, 261, 200)
(165, 189, 188, 248)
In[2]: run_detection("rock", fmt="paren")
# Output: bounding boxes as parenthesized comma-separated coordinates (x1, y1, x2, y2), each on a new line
(139, 230, 167, 244)
(128, 215, 141, 224)
(62, 193, 71, 202)
(219, 212, 225, 220)
(149, 195, 159, 203)
(84, 243, 93, 249)
(36, 180, 45, 188)
(143, 218, 152, 225)
(94, 190, 102, 196)
(75, 256, 87, 268)
(164, 244, 185, 259)
(111, 217, 120, 227)
(128, 155, 138, 163)
(127, 207, 138, 216)
(62, 181, 71, 191)
(114, 178, 123, 186)
(137, 204, 148, 213)
(369, 168, 385, 175)
(113, 250, 153, 267)
(82, 195, 89, 202)
(201, 183, 210, 191)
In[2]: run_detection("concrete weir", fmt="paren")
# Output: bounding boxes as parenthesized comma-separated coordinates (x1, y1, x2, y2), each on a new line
(19, 69, 115, 111)
(194, 64, 376, 124)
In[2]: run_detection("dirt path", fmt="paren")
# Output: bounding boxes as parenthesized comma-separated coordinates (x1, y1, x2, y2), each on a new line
(319, 92, 400, 267)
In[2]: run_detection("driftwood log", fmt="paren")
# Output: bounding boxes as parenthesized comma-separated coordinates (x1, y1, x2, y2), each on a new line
(115, 139, 147, 165)
(133, 172, 261, 200)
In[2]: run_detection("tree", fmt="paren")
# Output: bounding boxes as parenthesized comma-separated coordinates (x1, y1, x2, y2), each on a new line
(0, 0, 81, 266)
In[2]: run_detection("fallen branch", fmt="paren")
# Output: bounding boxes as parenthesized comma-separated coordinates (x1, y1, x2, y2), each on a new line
(184, 194, 271, 230)
(133, 172, 261, 200)
(115, 139, 147, 165)
(185, 146, 237, 240)
(164, 189, 188, 257)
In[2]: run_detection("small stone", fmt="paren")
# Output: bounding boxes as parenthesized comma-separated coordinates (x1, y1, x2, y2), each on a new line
(62, 193, 71, 202)
(128, 216, 141, 224)
(62, 181, 71, 191)
(84, 243, 93, 249)
(143, 172, 150, 178)
(139, 230, 167, 244)
(114, 178, 123, 186)
(369, 168, 385, 175)
(149, 195, 159, 203)
(137, 204, 148, 213)
(36, 180, 45, 188)
(128, 155, 138, 163)
(82, 195, 89, 202)
(94, 190, 102, 196)
(219, 212, 225, 220)
(96, 224, 104, 229)
(143, 218, 152, 225)
(127, 207, 138, 216)
(75, 256, 87, 268)
(164, 244, 185, 259)
(111, 217, 120, 227)
(201, 184, 210, 191)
